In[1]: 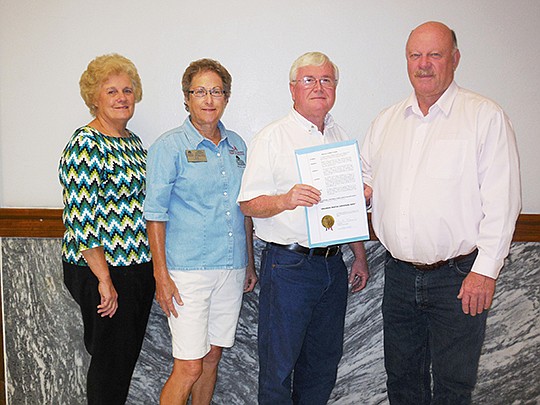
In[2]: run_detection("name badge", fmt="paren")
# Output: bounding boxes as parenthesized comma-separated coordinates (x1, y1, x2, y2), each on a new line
(186, 150, 207, 162)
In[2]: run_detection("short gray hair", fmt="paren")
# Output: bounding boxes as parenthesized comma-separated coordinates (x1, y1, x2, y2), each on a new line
(289, 52, 339, 82)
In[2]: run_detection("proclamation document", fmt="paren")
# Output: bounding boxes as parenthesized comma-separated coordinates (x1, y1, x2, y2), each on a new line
(295, 140, 369, 247)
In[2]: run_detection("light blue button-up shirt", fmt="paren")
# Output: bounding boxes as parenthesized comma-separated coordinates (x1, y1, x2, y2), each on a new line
(144, 118, 248, 271)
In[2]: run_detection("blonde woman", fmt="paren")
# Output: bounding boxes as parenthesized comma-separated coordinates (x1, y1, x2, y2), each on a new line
(59, 54, 155, 405)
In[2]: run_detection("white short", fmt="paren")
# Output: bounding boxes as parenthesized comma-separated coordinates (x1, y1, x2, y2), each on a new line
(167, 269, 245, 360)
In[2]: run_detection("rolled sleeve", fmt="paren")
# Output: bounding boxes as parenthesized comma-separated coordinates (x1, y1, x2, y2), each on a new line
(144, 135, 179, 222)
(238, 135, 276, 202)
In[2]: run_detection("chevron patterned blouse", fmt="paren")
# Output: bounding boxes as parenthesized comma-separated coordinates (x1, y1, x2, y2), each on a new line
(59, 126, 151, 267)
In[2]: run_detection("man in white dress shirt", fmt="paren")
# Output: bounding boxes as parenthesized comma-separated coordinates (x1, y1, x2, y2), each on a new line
(361, 21, 521, 404)
(238, 51, 369, 405)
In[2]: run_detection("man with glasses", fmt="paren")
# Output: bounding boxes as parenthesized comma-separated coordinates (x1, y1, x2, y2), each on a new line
(238, 51, 369, 405)
(361, 22, 520, 404)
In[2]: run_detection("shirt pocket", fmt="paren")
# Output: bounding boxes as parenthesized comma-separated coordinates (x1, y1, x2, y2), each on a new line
(426, 140, 467, 179)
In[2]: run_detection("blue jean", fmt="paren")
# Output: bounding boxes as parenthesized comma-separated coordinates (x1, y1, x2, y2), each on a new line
(258, 244, 348, 405)
(382, 251, 487, 405)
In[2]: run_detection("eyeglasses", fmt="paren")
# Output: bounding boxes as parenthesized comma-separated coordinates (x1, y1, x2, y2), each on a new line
(291, 76, 338, 88)
(188, 87, 227, 98)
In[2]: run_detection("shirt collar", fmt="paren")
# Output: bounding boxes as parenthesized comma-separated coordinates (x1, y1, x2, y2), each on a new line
(290, 107, 335, 135)
(184, 117, 229, 148)
(405, 81, 459, 118)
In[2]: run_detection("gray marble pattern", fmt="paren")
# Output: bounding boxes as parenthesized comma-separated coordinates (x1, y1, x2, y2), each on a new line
(1, 238, 539, 404)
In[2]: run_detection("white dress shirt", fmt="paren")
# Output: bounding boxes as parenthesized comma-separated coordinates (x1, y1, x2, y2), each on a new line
(238, 108, 349, 247)
(361, 81, 521, 279)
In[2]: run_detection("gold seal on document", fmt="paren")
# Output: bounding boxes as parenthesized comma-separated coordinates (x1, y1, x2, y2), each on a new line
(321, 215, 335, 231)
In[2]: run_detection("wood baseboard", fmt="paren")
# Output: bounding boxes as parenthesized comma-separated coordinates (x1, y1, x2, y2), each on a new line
(0, 208, 539, 241)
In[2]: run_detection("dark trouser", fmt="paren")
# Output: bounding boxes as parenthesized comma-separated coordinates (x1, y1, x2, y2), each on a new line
(257, 244, 348, 405)
(63, 261, 155, 405)
(382, 251, 487, 405)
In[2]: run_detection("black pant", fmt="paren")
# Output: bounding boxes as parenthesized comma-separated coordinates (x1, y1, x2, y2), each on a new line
(63, 261, 155, 405)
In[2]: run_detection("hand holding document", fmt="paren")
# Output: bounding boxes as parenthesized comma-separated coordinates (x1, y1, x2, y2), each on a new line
(295, 140, 369, 247)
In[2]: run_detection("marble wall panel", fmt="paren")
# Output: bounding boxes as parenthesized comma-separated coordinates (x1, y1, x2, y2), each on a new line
(2, 238, 539, 404)
(2, 238, 89, 405)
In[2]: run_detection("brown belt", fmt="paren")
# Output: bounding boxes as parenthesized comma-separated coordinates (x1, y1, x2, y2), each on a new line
(406, 249, 478, 271)
(268, 242, 341, 257)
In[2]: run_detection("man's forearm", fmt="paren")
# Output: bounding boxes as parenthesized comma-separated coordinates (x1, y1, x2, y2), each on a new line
(349, 241, 367, 261)
(239, 195, 286, 218)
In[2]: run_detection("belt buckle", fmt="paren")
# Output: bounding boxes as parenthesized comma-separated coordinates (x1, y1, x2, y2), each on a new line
(325, 245, 338, 258)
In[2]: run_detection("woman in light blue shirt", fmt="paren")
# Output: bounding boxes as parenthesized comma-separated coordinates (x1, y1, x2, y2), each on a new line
(144, 58, 256, 405)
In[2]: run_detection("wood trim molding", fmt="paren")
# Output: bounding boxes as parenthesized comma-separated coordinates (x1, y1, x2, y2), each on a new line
(0, 209, 65, 238)
(1, 208, 539, 242)
(513, 213, 540, 242)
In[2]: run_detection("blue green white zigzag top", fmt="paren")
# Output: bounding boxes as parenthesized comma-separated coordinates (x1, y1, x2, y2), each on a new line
(59, 126, 151, 267)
